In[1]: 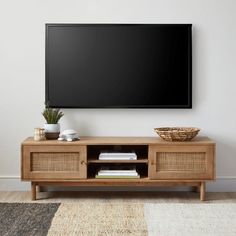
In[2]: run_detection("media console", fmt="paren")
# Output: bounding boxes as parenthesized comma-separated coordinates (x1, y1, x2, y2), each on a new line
(21, 136, 215, 201)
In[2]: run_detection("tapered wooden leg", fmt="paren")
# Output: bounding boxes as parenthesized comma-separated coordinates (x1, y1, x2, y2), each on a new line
(31, 182, 36, 201)
(200, 182, 205, 201)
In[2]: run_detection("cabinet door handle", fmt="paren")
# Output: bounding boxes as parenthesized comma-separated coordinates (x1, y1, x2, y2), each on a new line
(81, 160, 87, 165)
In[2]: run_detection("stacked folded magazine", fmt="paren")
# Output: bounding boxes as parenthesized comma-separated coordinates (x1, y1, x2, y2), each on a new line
(98, 151, 137, 160)
(95, 166, 140, 179)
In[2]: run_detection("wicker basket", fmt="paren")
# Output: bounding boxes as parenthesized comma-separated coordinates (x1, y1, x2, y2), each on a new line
(154, 127, 200, 142)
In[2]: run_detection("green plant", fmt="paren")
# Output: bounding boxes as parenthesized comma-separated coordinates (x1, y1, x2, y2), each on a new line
(42, 104, 64, 124)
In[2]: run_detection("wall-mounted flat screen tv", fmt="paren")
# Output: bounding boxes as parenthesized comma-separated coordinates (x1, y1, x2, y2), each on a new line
(46, 24, 192, 108)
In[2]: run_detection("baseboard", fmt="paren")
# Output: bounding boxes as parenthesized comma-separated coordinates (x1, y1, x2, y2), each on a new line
(0, 176, 30, 191)
(0, 176, 236, 192)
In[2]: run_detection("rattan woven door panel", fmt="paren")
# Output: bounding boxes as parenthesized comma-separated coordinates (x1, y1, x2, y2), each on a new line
(148, 145, 215, 180)
(22, 145, 87, 180)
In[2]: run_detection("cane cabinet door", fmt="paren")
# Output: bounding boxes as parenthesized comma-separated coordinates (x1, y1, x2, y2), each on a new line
(149, 145, 215, 180)
(21, 145, 87, 180)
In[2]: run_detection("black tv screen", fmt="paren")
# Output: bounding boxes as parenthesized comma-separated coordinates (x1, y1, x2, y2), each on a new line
(46, 24, 192, 108)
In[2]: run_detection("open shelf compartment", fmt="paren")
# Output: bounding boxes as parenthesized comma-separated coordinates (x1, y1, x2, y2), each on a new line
(87, 163, 148, 179)
(87, 145, 148, 161)
(87, 145, 149, 179)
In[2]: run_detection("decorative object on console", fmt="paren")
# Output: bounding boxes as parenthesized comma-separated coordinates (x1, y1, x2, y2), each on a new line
(154, 127, 200, 141)
(33, 128, 45, 141)
(42, 103, 64, 140)
(58, 129, 80, 142)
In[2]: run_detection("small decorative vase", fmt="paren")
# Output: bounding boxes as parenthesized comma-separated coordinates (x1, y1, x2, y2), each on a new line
(44, 123, 60, 140)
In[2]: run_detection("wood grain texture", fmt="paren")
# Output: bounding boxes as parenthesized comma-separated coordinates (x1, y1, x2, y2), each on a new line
(87, 156, 148, 164)
(31, 182, 36, 201)
(200, 182, 206, 201)
(22, 136, 215, 146)
(35, 181, 201, 187)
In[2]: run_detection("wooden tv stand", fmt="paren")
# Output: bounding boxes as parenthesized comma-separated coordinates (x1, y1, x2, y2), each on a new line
(21, 136, 215, 201)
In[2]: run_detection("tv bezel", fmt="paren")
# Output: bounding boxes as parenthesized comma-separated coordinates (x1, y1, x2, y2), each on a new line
(45, 24, 192, 109)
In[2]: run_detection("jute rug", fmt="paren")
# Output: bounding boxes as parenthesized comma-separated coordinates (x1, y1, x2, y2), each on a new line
(1, 202, 236, 236)
(47, 202, 147, 236)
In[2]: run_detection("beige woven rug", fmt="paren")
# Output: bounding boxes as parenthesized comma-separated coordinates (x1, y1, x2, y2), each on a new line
(47, 202, 147, 236)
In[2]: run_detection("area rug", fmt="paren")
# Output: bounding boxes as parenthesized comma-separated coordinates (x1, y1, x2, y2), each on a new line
(144, 203, 236, 236)
(47, 202, 147, 236)
(0, 203, 60, 236)
(1, 202, 236, 236)
(0, 202, 147, 236)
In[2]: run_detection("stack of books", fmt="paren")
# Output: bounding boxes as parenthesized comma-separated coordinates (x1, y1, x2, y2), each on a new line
(99, 151, 137, 160)
(95, 166, 140, 179)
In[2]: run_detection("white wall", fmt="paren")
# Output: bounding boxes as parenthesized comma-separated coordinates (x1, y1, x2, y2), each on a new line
(0, 0, 236, 191)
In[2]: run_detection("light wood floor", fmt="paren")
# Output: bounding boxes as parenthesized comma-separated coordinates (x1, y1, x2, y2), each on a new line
(0, 191, 236, 203)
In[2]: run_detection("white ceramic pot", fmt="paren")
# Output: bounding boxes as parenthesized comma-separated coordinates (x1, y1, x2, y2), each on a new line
(44, 123, 60, 133)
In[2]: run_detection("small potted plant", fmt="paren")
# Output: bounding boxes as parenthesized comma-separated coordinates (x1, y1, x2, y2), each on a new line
(42, 104, 64, 139)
